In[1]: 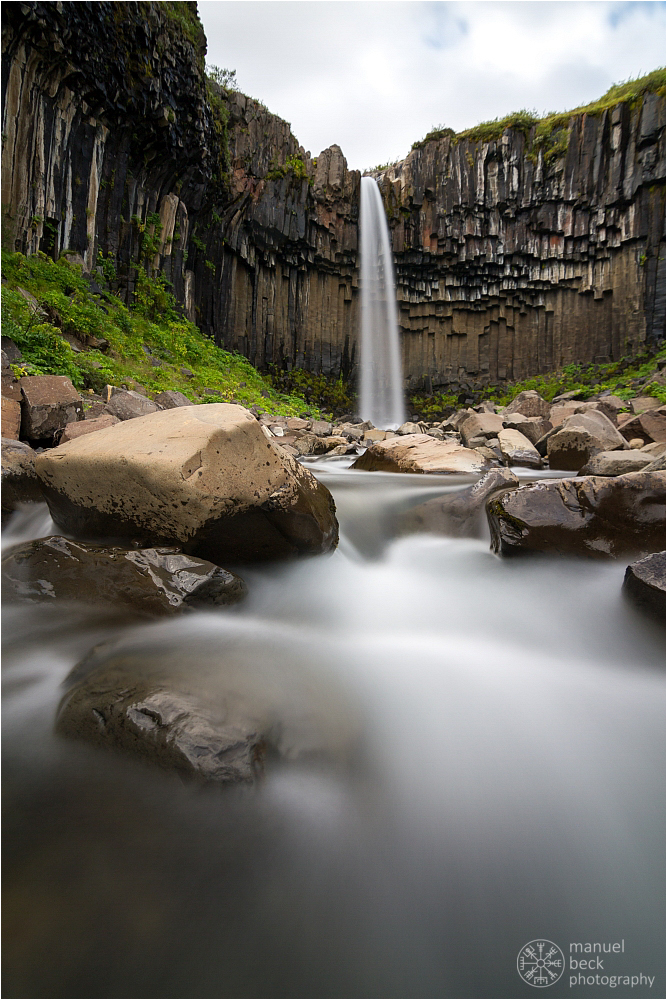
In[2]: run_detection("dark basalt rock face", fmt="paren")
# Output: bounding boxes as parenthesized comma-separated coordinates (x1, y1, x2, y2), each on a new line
(2, 2, 665, 392)
(486, 471, 666, 558)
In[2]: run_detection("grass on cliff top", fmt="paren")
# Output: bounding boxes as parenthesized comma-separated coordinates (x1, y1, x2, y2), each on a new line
(412, 68, 666, 152)
(0, 250, 321, 418)
(409, 347, 666, 419)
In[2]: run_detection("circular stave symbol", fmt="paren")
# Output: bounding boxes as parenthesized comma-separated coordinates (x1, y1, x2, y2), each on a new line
(517, 939, 565, 987)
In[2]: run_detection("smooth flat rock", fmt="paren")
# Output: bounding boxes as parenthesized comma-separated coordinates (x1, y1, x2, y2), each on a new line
(19, 375, 83, 442)
(398, 468, 519, 538)
(2, 536, 247, 614)
(630, 397, 663, 414)
(579, 450, 653, 476)
(497, 428, 542, 468)
(34, 404, 338, 564)
(486, 471, 666, 559)
(353, 434, 489, 474)
(623, 551, 666, 621)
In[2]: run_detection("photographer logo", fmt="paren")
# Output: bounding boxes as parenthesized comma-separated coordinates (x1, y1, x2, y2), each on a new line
(517, 940, 565, 987)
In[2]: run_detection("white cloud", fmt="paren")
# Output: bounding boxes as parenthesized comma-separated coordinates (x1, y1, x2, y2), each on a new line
(198, 0, 666, 170)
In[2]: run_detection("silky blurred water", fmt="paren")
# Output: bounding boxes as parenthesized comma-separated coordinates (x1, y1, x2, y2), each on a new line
(2, 464, 664, 998)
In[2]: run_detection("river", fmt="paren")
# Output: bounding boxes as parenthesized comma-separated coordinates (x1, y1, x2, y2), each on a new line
(2, 458, 664, 998)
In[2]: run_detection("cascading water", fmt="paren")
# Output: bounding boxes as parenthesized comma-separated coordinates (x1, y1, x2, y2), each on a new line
(359, 176, 406, 429)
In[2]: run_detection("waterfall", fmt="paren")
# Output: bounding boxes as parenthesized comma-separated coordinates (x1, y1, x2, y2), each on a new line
(359, 176, 406, 429)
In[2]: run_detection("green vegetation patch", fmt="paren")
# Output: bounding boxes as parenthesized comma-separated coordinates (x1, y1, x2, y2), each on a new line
(1, 250, 321, 418)
(266, 153, 311, 185)
(411, 68, 666, 158)
(409, 346, 666, 419)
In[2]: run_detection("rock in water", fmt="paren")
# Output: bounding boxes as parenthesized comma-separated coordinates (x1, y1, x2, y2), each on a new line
(397, 468, 519, 538)
(353, 434, 489, 474)
(33, 404, 338, 563)
(56, 627, 360, 783)
(486, 471, 666, 558)
(1, 438, 43, 515)
(623, 551, 666, 621)
(2, 536, 246, 615)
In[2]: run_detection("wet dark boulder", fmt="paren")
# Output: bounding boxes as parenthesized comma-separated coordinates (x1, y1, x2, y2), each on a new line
(2, 536, 247, 615)
(56, 627, 360, 783)
(398, 468, 519, 539)
(486, 471, 666, 559)
(1, 438, 43, 517)
(57, 663, 266, 785)
(623, 551, 666, 621)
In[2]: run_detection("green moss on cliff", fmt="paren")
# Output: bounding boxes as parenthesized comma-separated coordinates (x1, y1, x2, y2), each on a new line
(411, 68, 666, 154)
(1, 250, 321, 417)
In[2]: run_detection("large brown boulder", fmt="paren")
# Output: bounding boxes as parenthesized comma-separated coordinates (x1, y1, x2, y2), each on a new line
(353, 434, 489, 474)
(34, 404, 338, 563)
(486, 471, 666, 558)
(547, 410, 627, 471)
(2, 536, 246, 615)
(579, 450, 653, 476)
(19, 375, 83, 442)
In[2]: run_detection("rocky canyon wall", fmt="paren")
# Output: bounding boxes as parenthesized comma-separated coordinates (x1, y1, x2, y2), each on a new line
(2, 2, 665, 394)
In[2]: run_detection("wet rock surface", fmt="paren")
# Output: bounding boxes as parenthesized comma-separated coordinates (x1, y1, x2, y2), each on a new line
(398, 468, 519, 539)
(1, 437, 43, 515)
(623, 551, 666, 621)
(2, 536, 246, 615)
(486, 471, 666, 558)
(56, 628, 360, 783)
(34, 404, 338, 564)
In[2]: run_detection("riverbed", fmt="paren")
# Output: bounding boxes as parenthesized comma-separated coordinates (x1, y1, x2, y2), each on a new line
(2, 460, 664, 998)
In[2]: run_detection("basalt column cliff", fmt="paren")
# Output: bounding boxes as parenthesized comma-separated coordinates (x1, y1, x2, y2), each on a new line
(2, 2, 665, 392)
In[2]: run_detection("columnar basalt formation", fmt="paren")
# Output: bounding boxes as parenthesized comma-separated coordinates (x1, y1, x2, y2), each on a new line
(2, 2, 665, 393)
(378, 100, 665, 389)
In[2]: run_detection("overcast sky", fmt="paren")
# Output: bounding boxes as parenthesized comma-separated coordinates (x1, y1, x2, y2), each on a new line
(198, 1, 666, 170)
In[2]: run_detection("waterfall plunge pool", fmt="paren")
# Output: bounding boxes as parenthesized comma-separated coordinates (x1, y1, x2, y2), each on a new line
(2, 461, 664, 998)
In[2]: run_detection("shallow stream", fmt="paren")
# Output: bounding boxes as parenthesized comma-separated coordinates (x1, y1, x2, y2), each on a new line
(2, 460, 664, 998)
